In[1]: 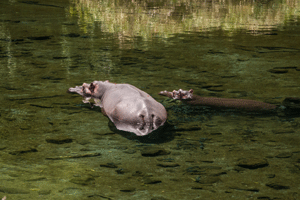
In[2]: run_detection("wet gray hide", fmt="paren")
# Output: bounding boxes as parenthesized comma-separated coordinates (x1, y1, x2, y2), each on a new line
(68, 80, 167, 136)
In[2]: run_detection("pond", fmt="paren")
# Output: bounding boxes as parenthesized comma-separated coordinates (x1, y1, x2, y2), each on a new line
(0, 0, 300, 199)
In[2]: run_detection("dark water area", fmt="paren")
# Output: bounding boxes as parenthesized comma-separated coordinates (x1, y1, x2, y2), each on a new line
(0, 0, 300, 199)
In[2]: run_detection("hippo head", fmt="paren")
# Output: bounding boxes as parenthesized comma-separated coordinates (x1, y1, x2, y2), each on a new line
(172, 89, 193, 100)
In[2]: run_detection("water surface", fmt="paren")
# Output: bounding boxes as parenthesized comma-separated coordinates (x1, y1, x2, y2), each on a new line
(0, 0, 300, 199)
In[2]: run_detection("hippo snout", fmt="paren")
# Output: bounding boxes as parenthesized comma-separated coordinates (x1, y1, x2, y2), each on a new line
(136, 114, 164, 136)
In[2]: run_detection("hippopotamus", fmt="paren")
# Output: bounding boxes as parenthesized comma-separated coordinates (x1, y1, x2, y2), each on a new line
(68, 80, 167, 136)
(159, 89, 300, 115)
(159, 89, 277, 111)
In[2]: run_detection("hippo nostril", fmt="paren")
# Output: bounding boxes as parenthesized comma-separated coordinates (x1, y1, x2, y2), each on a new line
(154, 117, 162, 129)
(139, 114, 146, 130)
(139, 114, 145, 121)
(151, 114, 155, 130)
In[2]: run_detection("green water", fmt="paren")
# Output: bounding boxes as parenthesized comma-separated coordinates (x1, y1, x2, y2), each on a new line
(0, 0, 300, 199)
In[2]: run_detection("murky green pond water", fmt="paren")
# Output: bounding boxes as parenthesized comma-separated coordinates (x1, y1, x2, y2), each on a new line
(0, 0, 300, 199)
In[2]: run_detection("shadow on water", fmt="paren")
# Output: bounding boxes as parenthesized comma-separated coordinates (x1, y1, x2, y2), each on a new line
(108, 121, 176, 144)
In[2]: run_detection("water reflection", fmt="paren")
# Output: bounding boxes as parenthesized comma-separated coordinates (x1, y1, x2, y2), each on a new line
(70, 0, 300, 39)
